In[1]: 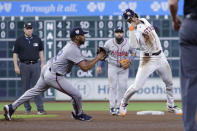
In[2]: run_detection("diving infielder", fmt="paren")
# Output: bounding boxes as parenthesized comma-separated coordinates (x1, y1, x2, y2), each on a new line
(119, 9, 182, 116)
(3, 27, 106, 121)
(96, 26, 135, 115)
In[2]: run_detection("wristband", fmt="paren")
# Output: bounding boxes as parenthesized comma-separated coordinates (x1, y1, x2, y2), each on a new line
(130, 55, 135, 61)
(98, 61, 103, 66)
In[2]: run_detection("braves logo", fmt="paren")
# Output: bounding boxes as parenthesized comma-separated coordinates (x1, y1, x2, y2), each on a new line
(111, 50, 128, 57)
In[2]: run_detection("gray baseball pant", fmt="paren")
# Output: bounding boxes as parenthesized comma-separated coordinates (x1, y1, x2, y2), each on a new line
(19, 62, 44, 112)
(12, 65, 82, 115)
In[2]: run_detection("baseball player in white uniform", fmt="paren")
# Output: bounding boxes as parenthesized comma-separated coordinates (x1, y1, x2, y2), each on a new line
(96, 26, 135, 115)
(119, 9, 182, 116)
(3, 27, 106, 121)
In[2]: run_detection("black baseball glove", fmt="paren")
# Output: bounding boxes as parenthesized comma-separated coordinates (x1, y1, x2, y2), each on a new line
(97, 47, 108, 54)
(97, 47, 108, 60)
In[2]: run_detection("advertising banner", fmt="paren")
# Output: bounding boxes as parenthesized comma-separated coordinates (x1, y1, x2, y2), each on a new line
(0, 1, 183, 16)
(55, 78, 181, 101)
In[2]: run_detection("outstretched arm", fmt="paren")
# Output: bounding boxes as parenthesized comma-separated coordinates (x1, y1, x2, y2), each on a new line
(78, 52, 106, 72)
(129, 26, 139, 49)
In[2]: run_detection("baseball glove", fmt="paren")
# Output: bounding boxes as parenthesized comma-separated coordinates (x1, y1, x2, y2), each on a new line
(97, 47, 108, 54)
(120, 59, 131, 69)
(97, 47, 108, 61)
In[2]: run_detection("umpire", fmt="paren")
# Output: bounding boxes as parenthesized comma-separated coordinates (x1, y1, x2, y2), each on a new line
(13, 22, 46, 115)
(169, 0, 197, 131)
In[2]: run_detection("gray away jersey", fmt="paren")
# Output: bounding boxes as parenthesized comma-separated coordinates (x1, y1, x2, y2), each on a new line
(104, 38, 134, 67)
(49, 42, 85, 75)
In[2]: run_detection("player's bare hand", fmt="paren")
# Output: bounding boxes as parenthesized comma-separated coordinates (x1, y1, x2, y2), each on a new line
(14, 66, 20, 74)
(97, 52, 107, 60)
(41, 63, 45, 68)
(96, 66, 102, 74)
(172, 15, 181, 31)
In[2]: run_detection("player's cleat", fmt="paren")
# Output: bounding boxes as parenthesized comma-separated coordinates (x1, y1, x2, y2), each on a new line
(120, 103, 128, 117)
(37, 111, 47, 115)
(116, 108, 121, 116)
(71, 112, 92, 121)
(3, 104, 14, 121)
(110, 108, 116, 115)
(167, 106, 182, 115)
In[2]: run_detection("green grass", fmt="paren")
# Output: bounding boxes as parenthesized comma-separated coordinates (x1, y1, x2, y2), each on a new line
(0, 101, 182, 111)
(0, 114, 57, 119)
(0, 102, 182, 120)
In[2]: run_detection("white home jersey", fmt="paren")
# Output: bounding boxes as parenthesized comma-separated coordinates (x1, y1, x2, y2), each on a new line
(121, 17, 177, 113)
(133, 18, 163, 57)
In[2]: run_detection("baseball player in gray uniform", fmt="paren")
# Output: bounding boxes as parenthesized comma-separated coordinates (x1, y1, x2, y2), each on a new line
(3, 27, 106, 121)
(119, 9, 182, 116)
(96, 26, 135, 115)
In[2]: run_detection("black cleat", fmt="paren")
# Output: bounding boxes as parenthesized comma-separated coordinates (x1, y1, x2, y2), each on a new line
(71, 112, 92, 121)
(110, 108, 116, 115)
(167, 106, 182, 115)
(4, 104, 14, 121)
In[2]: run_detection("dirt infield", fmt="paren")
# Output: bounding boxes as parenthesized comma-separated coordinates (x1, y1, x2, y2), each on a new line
(0, 111, 183, 131)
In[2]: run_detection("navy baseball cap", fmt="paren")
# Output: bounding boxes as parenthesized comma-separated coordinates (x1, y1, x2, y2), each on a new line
(70, 27, 88, 38)
(24, 22, 33, 28)
(123, 9, 135, 20)
(114, 26, 124, 33)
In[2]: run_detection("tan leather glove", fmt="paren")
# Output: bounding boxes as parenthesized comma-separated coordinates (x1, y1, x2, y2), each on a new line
(120, 59, 132, 69)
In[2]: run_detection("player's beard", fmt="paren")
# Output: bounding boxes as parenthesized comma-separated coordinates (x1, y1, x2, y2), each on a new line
(115, 37, 123, 44)
(79, 39, 85, 45)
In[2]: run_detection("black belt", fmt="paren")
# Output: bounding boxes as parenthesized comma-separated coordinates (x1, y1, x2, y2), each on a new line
(185, 13, 197, 20)
(20, 60, 38, 64)
(144, 50, 161, 56)
(49, 68, 63, 76)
